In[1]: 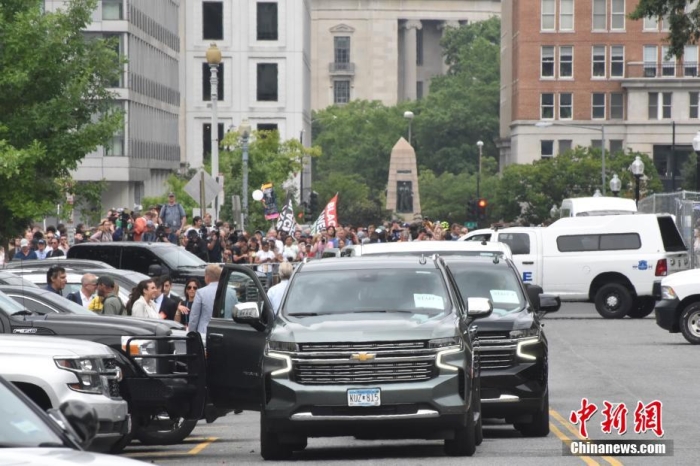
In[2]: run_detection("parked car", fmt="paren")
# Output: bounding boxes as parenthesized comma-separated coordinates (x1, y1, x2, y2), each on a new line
(0, 270, 39, 287)
(0, 335, 129, 452)
(0, 374, 145, 464)
(0, 285, 97, 316)
(206, 257, 493, 459)
(654, 268, 700, 344)
(3, 258, 115, 271)
(345, 240, 514, 260)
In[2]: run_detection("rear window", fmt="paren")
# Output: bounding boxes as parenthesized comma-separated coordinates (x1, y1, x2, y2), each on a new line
(657, 216, 687, 252)
(557, 233, 641, 252)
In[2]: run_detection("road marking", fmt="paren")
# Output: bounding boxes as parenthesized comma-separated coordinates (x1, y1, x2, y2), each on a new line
(189, 436, 218, 454)
(123, 437, 218, 458)
(550, 421, 600, 466)
(550, 409, 623, 466)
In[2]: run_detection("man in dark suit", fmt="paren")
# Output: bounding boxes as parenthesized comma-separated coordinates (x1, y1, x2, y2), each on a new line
(66, 273, 98, 308)
(45, 237, 65, 257)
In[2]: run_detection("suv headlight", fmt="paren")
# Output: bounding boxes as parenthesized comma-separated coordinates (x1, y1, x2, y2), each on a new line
(121, 337, 157, 374)
(431, 338, 463, 372)
(661, 286, 677, 300)
(429, 337, 461, 349)
(55, 357, 103, 394)
(268, 341, 299, 352)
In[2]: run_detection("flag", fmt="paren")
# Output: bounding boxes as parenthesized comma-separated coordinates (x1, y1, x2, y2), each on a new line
(275, 197, 297, 233)
(310, 194, 338, 235)
(261, 183, 280, 220)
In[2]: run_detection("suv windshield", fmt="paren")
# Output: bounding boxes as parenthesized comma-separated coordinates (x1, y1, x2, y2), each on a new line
(159, 247, 207, 268)
(449, 264, 526, 316)
(0, 381, 64, 447)
(285, 268, 451, 317)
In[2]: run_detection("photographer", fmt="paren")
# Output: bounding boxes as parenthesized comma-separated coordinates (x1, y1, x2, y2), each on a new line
(154, 224, 171, 243)
(185, 227, 208, 261)
(206, 227, 223, 263)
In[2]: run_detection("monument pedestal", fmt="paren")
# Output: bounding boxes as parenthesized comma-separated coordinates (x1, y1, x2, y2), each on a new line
(386, 137, 421, 222)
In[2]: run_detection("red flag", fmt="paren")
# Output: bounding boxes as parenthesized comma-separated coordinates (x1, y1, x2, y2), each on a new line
(311, 194, 338, 234)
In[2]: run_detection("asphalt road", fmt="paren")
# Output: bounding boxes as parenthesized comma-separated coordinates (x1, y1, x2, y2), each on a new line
(121, 302, 699, 465)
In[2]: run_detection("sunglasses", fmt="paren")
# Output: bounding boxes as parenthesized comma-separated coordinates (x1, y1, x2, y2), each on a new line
(186, 285, 198, 290)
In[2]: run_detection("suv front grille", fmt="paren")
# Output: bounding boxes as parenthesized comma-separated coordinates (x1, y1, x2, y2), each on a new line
(100, 357, 122, 399)
(291, 341, 436, 385)
(476, 331, 516, 370)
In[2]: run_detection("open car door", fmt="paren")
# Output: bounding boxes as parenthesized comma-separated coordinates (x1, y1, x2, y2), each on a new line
(207, 265, 274, 411)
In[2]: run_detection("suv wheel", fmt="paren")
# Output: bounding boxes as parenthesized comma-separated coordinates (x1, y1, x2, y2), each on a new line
(260, 411, 293, 460)
(515, 392, 549, 437)
(135, 416, 197, 445)
(680, 303, 700, 344)
(628, 297, 655, 319)
(594, 283, 632, 319)
(444, 404, 476, 456)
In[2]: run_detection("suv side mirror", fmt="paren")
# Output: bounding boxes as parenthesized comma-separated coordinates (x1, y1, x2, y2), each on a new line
(148, 264, 164, 277)
(525, 284, 543, 311)
(539, 293, 561, 313)
(467, 297, 493, 319)
(233, 302, 264, 330)
(49, 400, 98, 449)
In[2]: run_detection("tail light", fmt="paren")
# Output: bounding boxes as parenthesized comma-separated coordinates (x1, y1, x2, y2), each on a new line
(655, 259, 668, 277)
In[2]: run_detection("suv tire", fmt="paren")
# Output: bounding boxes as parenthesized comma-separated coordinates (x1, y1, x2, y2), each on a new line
(628, 297, 655, 319)
(515, 392, 549, 437)
(260, 412, 293, 460)
(680, 303, 700, 345)
(135, 417, 197, 445)
(444, 405, 476, 456)
(595, 283, 632, 319)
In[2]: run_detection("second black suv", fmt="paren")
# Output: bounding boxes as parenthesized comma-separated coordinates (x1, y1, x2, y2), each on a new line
(206, 256, 493, 460)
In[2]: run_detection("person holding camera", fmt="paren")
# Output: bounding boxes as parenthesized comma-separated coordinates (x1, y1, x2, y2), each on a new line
(185, 226, 208, 261)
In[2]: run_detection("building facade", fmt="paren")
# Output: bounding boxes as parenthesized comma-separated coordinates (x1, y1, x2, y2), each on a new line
(181, 0, 312, 203)
(311, 0, 500, 109)
(501, 0, 700, 191)
(45, 0, 182, 210)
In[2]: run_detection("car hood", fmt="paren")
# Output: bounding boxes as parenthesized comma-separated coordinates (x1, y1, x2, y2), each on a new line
(274, 312, 460, 342)
(661, 268, 700, 287)
(470, 309, 535, 332)
(0, 448, 145, 465)
(0, 335, 115, 356)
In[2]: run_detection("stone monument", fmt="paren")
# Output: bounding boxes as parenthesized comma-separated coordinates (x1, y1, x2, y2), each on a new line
(386, 137, 421, 222)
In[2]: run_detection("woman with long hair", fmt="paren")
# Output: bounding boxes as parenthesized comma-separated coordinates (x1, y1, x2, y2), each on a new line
(176, 278, 200, 328)
(126, 279, 159, 318)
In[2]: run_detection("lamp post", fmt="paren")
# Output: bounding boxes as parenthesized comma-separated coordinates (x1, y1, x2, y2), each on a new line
(535, 121, 607, 195)
(476, 140, 484, 199)
(206, 43, 222, 220)
(403, 111, 414, 145)
(629, 155, 645, 206)
(609, 173, 621, 197)
(239, 119, 252, 228)
(550, 204, 559, 219)
(692, 131, 700, 191)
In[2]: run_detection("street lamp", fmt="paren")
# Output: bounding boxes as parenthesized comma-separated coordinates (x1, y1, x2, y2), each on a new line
(535, 121, 607, 195)
(403, 111, 414, 145)
(550, 204, 559, 219)
(239, 119, 252, 228)
(629, 155, 645, 206)
(609, 173, 621, 197)
(476, 140, 484, 199)
(692, 130, 700, 191)
(206, 42, 222, 220)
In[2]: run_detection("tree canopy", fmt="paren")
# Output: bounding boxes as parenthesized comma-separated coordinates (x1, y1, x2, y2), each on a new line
(0, 0, 122, 239)
(630, 0, 700, 58)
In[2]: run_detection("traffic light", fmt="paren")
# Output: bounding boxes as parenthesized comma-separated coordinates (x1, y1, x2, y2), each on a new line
(477, 198, 488, 220)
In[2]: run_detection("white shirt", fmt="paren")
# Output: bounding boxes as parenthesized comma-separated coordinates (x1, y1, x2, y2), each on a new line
(80, 290, 93, 309)
(267, 279, 289, 315)
(256, 249, 277, 273)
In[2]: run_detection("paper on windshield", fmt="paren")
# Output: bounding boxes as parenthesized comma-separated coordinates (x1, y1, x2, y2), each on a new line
(490, 289, 520, 304)
(414, 294, 444, 309)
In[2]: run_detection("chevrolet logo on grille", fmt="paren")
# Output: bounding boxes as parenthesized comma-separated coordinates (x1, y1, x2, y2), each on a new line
(350, 352, 376, 362)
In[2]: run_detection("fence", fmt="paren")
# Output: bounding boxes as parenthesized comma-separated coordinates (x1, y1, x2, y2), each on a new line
(637, 191, 700, 268)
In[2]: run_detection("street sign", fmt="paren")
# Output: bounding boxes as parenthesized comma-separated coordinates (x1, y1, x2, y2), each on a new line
(464, 221, 478, 229)
(184, 169, 220, 207)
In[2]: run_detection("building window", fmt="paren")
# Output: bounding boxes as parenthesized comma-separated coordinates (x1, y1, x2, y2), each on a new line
(610, 139, 624, 154)
(102, 0, 123, 20)
(648, 92, 658, 119)
(257, 63, 278, 101)
(610, 46, 624, 77)
(334, 80, 350, 104)
(541, 140, 554, 158)
(257, 3, 278, 41)
(257, 123, 279, 132)
(560, 0, 574, 31)
(558, 139, 572, 154)
(690, 92, 699, 118)
(592, 0, 606, 30)
(334, 36, 350, 63)
(416, 28, 423, 66)
(541, 93, 554, 119)
(559, 93, 573, 119)
(592, 93, 606, 119)
(610, 92, 624, 119)
(592, 46, 606, 77)
(644, 45, 658, 77)
(611, 0, 625, 30)
(541, 0, 555, 31)
(643, 16, 658, 31)
(648, 92, 672, 119)
(684, 45, 698, 77)
(541, 46, 555, 78)
(560, 46, 573, 78)
(202, 1, 223, 40)
(202, 123, 224, 166)
(202, 63, 224, 101)
(662, 92, 672, 118)
(417, 81, 424, 99)
(662, 46, 675, 76)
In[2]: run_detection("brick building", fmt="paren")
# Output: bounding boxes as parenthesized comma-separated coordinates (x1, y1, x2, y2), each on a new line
(500, 0, 700, 192)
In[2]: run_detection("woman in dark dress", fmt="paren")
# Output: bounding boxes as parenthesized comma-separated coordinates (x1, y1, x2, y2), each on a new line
(176, 277, 200, 328)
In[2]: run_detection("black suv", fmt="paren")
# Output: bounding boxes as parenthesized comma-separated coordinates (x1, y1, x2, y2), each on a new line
(205, 256, 493, 460)
(67, 242, 206, 284)
(445, 256, 559, 437)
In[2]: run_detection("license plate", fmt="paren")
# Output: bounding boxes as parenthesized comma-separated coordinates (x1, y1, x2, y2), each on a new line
(347, 388, 381, 407)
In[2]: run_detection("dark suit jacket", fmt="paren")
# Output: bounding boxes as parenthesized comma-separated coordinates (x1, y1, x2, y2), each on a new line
(66, 291, 82, 306)
(159, 295, 180, 321)
(46, 249, 65, 258)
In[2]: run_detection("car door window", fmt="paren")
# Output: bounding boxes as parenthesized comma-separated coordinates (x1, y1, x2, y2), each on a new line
(73, 246, 118, 266)
(214, 270, 263, 320)
(499, 233, 531, 255)
(9, 296, 56, 315)
(120, 249, 161, 275)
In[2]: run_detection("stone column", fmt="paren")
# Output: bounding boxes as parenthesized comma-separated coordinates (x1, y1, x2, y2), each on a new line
(438, 20, 461, 74)
(403, 20, 422, 100)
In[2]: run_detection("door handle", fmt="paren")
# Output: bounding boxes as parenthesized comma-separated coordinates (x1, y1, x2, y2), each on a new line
(522, 261, 534, 265)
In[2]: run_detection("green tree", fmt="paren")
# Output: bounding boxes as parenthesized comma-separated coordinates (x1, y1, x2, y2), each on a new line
(680, 152, 698, 190)
(0, 0, 122, 239)
(313, 173, 389, 227)
(630, 1, 699, 58)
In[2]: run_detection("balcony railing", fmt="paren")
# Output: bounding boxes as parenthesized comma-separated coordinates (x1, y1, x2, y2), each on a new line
(626, 61, 699, 79)
(329, 62, 355, 75)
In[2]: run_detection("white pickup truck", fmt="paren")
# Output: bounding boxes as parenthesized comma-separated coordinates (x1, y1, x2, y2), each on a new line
(0, 335, 130, 452)
(653, 268, 700, 344)
(463, 214, 689, 319)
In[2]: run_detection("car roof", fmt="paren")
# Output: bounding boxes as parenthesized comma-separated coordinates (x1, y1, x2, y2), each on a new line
(69, 242, 178, 248)
(354, 240, 513, 259)
(8, 272, 84, 282)
(441, 256, 515, 270)
(0, 270, 39, 287)
(299, 256, 441, 272)
(3, 258, 114, 270)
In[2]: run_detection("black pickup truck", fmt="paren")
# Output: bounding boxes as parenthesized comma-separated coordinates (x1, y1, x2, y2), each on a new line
(0, 290, 207, 451)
